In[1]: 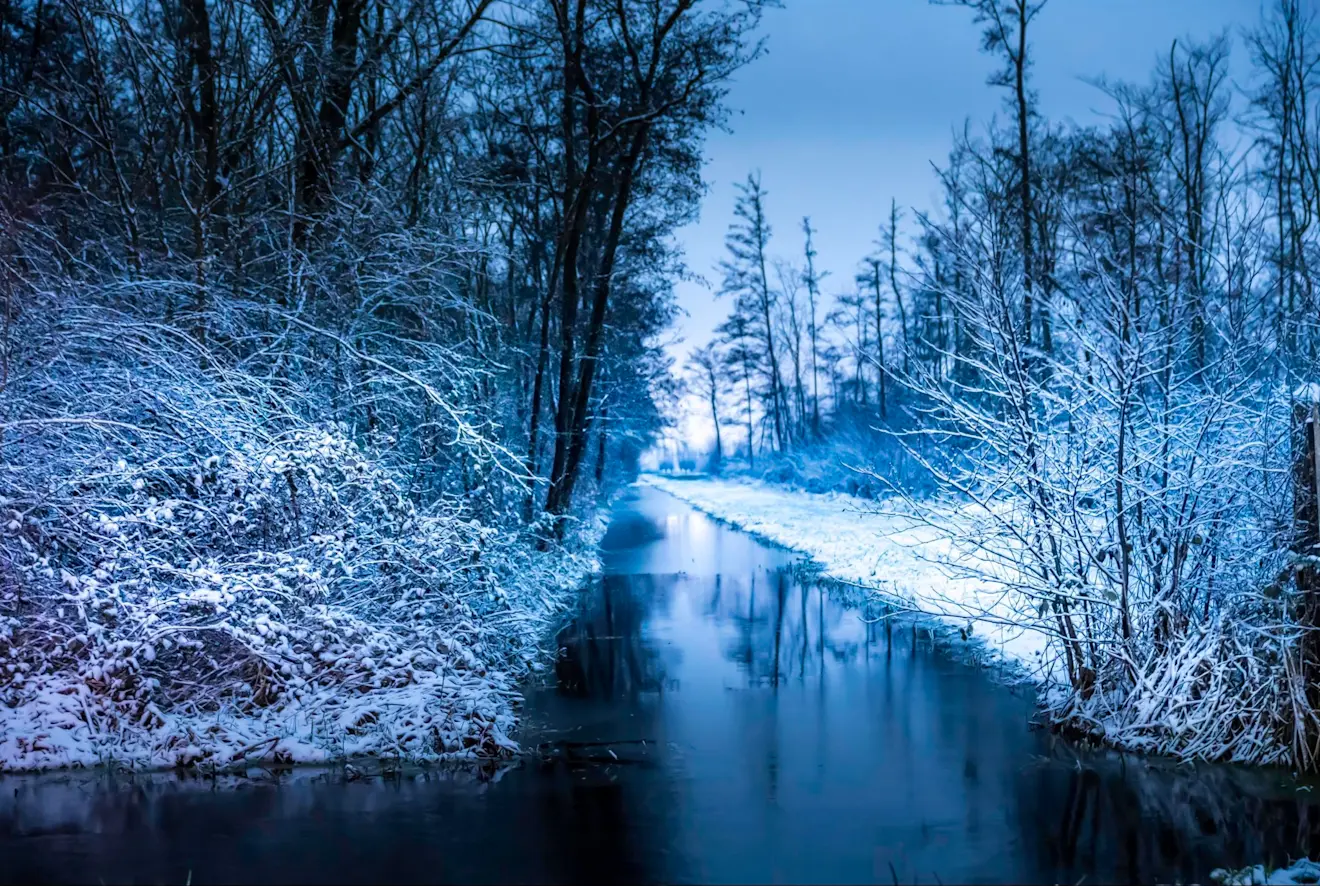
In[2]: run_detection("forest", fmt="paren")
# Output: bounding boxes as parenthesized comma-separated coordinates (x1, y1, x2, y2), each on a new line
(0, 0, 769, 770)
(9, 1, 1320, 883)
(686, 0, 1320, 770)
(5, 0, 1320, 785)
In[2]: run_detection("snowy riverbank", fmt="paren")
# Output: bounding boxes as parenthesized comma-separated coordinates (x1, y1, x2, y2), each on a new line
(1211, 858, 1320, 885)
(639, 474, 1055, 682)
(645, 473, 1320, 879)
(0, 531, 597, 775)
(0, 422, 603, 775)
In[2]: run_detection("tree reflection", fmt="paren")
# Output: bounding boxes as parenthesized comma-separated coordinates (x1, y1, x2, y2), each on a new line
(1016, 744, 1320, 884)
(710, 570, 863, 685)
(553, 573, 667, 700)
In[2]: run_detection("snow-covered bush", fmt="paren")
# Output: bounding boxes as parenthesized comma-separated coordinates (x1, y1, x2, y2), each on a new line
(0, 291, 592, 772)
(725, 410, 940, 499)
(879, 192, 1310, 767)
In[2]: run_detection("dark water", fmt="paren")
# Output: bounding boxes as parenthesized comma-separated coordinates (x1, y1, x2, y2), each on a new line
(4, 485, 1320, 885)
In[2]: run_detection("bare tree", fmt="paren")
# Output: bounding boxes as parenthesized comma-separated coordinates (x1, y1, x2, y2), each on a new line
(775, 258, 809, 439)
(801, 217, 827, 437)
(937, 0, 1047, 348)
(719, 172, 789, 452)
(689, 343, 725, 474)
(718, 309, 761, 469)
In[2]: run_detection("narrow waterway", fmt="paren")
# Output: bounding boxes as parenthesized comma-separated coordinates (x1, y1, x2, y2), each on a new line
(3, 485, 1319, 884)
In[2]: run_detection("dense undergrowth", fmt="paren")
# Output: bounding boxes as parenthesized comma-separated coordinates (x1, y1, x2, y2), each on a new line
(0, 293, 598, 773)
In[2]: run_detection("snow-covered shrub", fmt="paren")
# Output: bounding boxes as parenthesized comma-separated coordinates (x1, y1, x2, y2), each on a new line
(880, 193, 1310, 767)
(729, 410, 940, 498)
(0, 291, 592, 772)
(1212, 859, 1320, 886)
(890, 318, 1303, 763)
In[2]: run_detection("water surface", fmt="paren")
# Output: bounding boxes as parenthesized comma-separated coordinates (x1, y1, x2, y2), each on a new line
(3, 485, 1318, 884)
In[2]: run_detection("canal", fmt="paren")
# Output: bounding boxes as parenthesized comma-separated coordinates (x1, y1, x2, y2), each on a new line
(3, 485, 1318, 884)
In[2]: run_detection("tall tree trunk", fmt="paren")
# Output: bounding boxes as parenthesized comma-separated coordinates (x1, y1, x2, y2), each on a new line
(1014, 2, 1035, 348)
(887, 199, 910, 377)
(803, 218, 822, 437)
(710, 386, 723, 474)
(870, 262, 888, 422)
(744, 356, 755, 469)
(547, 123, 650, 522)
(755, 230, 786, 451)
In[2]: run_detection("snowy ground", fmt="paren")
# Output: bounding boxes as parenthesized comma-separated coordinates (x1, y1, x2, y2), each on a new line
(640, 474, 1055, 682)
(1212, 859, 1320, 885)
(0, 543, 596, 775)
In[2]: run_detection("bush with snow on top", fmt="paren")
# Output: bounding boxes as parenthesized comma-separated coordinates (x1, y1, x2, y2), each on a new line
(0, 298, 593, 773)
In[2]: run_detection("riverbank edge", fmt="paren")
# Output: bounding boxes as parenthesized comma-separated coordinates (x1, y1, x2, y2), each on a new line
(644, 473, 1320, 881)
(640, 475, 1320, 757)
(0, 514, 609, 778)
(638, 473, 1046, 687)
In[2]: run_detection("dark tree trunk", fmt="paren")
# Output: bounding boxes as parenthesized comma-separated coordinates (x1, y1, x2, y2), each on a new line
(1013, 2, 1035, 347)
(1293, 398, 1320, 768)
(547, 124, 650, 523)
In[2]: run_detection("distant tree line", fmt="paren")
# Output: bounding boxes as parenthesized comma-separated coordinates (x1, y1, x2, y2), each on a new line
(695, 1, 1320, 471)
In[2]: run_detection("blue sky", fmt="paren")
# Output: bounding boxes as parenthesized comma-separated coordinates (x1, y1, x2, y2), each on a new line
(665, 0, 1263, 369)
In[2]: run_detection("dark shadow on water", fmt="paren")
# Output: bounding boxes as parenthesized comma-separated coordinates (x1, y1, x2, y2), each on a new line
(3, 485, 1320, 884)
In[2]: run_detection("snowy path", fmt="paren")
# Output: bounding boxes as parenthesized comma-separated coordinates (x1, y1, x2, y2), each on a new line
(639, 474, 1054, 682)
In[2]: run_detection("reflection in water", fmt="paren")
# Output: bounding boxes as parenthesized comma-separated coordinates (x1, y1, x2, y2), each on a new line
(553, 574, 667, 700)
(3, 485, 1320, 885)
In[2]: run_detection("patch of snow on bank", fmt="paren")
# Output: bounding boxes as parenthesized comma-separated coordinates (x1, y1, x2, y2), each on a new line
(640, 474, 1054, 681)
(0, 424, 604, 775)
(1212, 859, 1320, 885)
(0, 541, 596, 774)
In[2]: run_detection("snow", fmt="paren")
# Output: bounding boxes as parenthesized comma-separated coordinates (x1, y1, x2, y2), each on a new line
(1293, 384, 1320, 404)
(1212, 859, 1320, 885)
(0, 422, 604, 775)
(0, 537, 597, 775)
(639, 474, 1055, 681)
